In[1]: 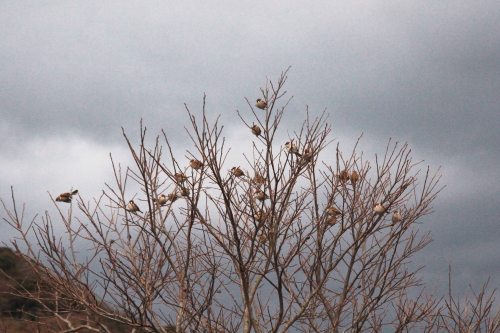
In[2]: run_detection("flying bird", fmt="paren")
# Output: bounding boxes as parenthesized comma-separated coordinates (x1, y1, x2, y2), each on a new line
(251, 124, 262, 136)
(231, 167, 245, 177)
(190, 159, 203, 170)
(374, 203, 386, 214)
(392, 211, 402, 223)
(255, 99, 267, 110)
(55, 190, 78, 203)
(285, 141, 301, 157)
(126, 200, 142, 213)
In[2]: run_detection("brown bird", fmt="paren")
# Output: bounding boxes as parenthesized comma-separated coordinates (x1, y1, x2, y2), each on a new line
(374, 203, 386, 214)
(350, 171, 359, 183)
(285, 141, 301, 157)
(254, 210, 267, 222)
(179, 188, 190, 197)
(55, 190, 78, 203)
(231, 167, 245, 177)
(126, 200, 142, 213)
(326, 206, 342, 216)
(167, 193, 178, 202)
(339, 170, 350, 182)
(302, 148, 313, 161)
(392, 211, 402, 223)
(259, 233, 268, 243)
(251, 124, 261, 136)
(255, 190, 269, 202)
(255, 99, 267, 110)
(253, 174, 265, 186)
(156, 194, 168, 206)
(190, 159, 203, 170)
(174, 173, 189, 183)
(326, 216, 338, 226)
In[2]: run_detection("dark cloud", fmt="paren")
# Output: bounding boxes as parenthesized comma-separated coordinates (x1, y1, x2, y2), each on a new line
(1, 0, 499, 295)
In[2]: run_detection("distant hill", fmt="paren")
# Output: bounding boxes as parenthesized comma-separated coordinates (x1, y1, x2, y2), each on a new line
(0, 247, 130, 332)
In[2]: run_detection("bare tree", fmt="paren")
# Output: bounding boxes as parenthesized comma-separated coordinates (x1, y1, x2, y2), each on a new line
(1, 69, 498, 332)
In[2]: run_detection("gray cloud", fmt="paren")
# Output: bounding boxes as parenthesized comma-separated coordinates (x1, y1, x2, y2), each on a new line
(1, 0, 499, 297)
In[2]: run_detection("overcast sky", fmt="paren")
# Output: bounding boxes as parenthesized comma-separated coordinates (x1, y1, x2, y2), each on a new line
(1, 1, 499, 297)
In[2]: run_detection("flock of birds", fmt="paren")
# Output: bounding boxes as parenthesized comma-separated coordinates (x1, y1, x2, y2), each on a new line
(54, 98, 402, 227)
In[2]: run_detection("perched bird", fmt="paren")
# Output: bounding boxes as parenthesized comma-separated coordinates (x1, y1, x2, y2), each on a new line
(255, 190, 269, 202)
(326, 216, 338, 226)
(339, 170, 350, 182)
(231, 167, 245, 177)
(374, 203, 386, 214)
(167, 193, 178, 203)
(253, 174, 266, 186)
(302, 148, 314, 162)
(174, 173, 189, 183)
(179, 188, 190, 197)
(259, 234, 268, 243)
(55, 190, 78, 203)
(251, 124, 262, 136)
(190, 159, 203, 170)
(156, 194, 168, 206)
(350, 171, 359, 183)
(326, 206, 342, 216)
(126, 200, 142, 213)
(285, 141, 302, 157)
(254, 210, 267, 222)
(255, 99, 267, 110)
(392, 211, 402, 223)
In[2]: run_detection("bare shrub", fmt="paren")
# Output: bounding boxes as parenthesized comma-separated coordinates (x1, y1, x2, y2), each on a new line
(2, 70, 497, 332)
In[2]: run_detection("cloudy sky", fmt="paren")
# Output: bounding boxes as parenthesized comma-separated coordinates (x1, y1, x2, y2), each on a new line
(1, 1, 499, 297)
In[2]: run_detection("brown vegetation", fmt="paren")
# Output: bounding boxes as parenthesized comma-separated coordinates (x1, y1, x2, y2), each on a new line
(1, 70, 499, 332)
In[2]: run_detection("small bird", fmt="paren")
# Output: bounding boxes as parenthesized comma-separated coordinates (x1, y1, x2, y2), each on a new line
(156, 194, 168, 206)
(126, 200, 142, 213)
(174, 173, 189, 183)
(326, 216, 338, 226)
(251, 124, 262, 136)
(180, 188, 190, 197)
(285, 141, 302, 157)
(255, 190, 269, 202)
(253, 174, 265, 186)
(392, 211, 402, 223)
(190, 159, 203, 170)
(259, 233, 268, 243)
(167, 193, 178, 203)
(374, 203, 386, 214)
(255, 99, 267, 110)
(339, 170, 350, 182)
(350, 171, 359, 183)
(254, 210, 267, 222)
(326, 206, 342, 216)
(301, 148, 314, 162)
(231, 167, 245, 177)
(55, 190, 78, 203)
